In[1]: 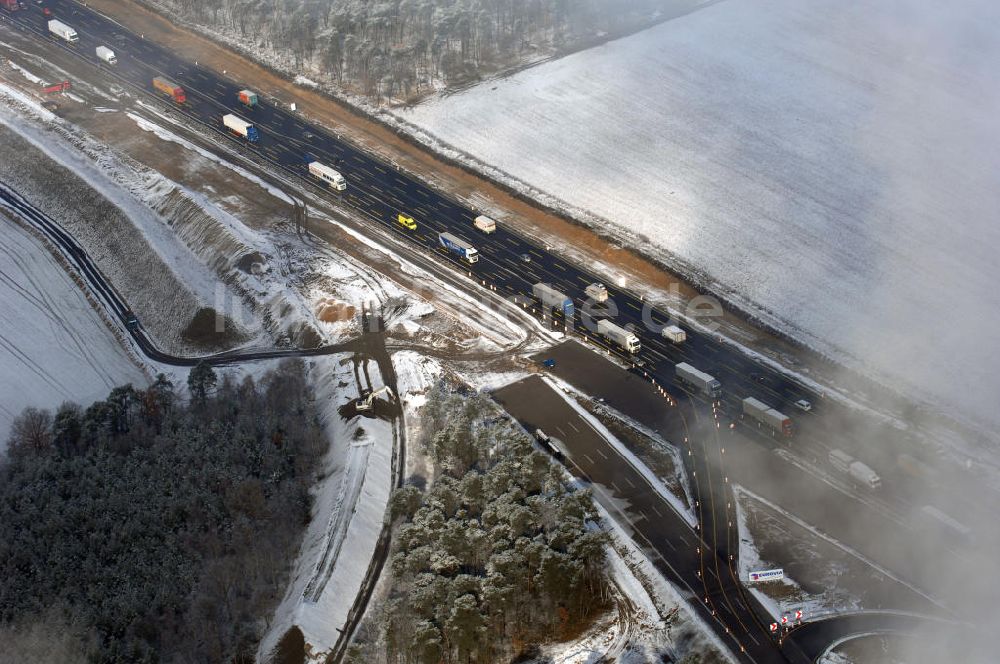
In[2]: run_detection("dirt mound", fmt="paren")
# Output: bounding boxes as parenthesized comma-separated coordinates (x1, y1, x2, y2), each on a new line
(181, 307, 244, 348)
(268, 626, 305, 664)
(315, 297, 356, 323)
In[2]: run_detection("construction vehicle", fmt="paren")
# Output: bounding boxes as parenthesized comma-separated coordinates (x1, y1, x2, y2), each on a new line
(662, 324, 686, 343)
(585, 282, 609, 303)
(397, 213, 417, 230)
(439, 232, 479, 263)
(473, 215, 496, 233)
(356, 386, 395, 413)
(153, 76, 186, 104)
(95, 46, 117, 64)
(238, 89, 258, 108)
(222, 114, 259, 143)
(532, 282, 574, 317)
(47, 19, 78, 43)
(42, 81, 72, 94)
(308, 161, 346, 190)
(596, 319, 641, 354)
(675, 362, 722, 398)
(742, 397, 793, 437)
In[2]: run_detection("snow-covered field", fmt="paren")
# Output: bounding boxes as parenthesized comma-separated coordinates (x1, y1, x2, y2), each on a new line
(394, 0, 1000, 430)
(0, 220, 146, 446)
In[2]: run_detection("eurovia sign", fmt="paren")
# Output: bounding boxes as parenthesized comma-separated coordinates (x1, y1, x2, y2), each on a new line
(748, 568, 784, 584)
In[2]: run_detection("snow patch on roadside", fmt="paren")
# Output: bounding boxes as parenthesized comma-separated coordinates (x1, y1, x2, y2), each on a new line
(128, 107, 295, 204)
(0, 79, 55, 120)
(7, 60, 45, 85)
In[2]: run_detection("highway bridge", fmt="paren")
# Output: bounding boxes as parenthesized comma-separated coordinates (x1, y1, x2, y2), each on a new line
(0, 2, 968, 660)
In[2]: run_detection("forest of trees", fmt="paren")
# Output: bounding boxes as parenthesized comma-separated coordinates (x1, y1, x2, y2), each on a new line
(347, 386, 610, 663)
(141, 0, 680, 101)
(0, 360, 326, 663)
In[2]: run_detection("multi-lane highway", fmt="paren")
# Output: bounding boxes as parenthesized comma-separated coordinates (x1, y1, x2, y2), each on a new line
(0, 2, 969, 661)
(1, 0, 830, 416)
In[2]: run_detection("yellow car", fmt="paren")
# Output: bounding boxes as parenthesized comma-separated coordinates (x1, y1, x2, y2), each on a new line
(397, 213, 417, 230)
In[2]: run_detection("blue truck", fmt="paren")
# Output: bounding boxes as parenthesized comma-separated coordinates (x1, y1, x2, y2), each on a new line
(532, 282, 574, 317)
(438, 232, 479, 264)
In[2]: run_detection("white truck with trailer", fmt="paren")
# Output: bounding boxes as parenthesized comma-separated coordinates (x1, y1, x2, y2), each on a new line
(742, 397, 793, 437)
(532, 283, 574, 317)
(473, 215, 496, 233)
(596, 319, 641, 354)
(308, 161, 347, 190)
(828, 449, 881, 490)
(222, 114, 260, 143)
(48, 19, 79, 44)
(662, 324, 686, 343)
(675, 362, 722, 399)
(95, 46, 117, 64)
(585, 282, 609, 303)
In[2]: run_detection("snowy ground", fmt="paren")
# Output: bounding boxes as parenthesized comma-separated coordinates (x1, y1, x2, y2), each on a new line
(0, 220, 147, 447)
(393, 0, 1000, 437)
(732, 485, 942, 623)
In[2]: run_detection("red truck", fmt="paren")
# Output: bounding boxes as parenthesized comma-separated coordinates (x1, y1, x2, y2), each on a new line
(152, 76, 186, 104)
(0, 0, 22, 11)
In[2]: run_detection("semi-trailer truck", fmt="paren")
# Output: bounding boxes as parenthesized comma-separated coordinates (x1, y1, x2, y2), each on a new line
(675, 362, 722, 398)
(596, 319, 641, 353)
(741, 397, 793, 437)
(95, 46, 117, 64)
(532, 283, 574, 317)
(238, 89, 258, 108)
(828, 450, 881, 490)
(153, 77, 186, 103)
(473, 215, 496, 233)
(47, 19, 78, 43)
(222, 114, 259, 143)
(439, 232, 479, 264)
(308, 161, 346, 190)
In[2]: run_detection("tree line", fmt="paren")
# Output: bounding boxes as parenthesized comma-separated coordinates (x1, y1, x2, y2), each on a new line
(140, 0, 680, 101)
(0, 359, 326, 663)
(346, 385, 611, 663)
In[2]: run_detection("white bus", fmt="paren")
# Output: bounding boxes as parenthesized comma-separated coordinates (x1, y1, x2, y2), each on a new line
(308, 161, 347, 191)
